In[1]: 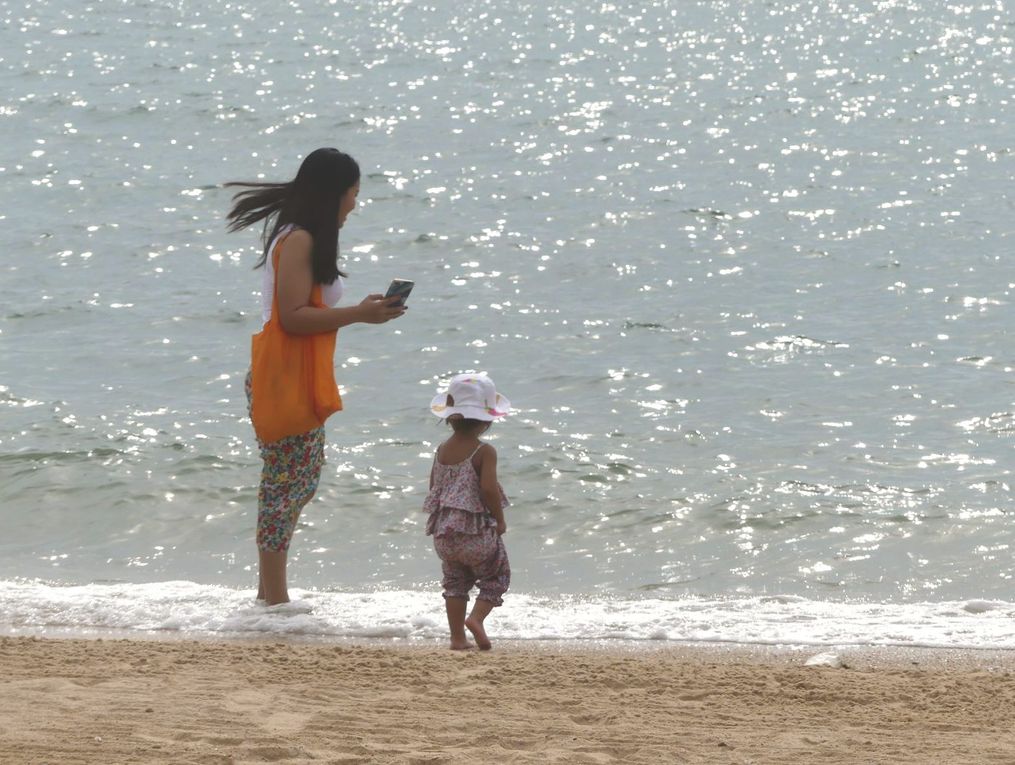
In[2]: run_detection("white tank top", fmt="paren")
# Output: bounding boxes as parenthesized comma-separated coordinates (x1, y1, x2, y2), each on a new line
(261, 225, 344, 326)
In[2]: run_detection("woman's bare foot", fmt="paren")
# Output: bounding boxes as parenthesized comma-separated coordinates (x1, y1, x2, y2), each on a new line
(449, 639, 475, 651)
(465, 616, 492, 650)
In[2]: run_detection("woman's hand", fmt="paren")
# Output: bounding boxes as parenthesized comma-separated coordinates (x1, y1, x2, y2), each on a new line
(496, 520, 507, 536)
(357, 293, 406, 324)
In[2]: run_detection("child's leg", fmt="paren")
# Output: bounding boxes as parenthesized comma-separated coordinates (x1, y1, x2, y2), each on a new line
(467, 536, 511, 650)
(465, 600, 494, 650)
(444, 596, 471, 650)
(434, 534, 477, 650)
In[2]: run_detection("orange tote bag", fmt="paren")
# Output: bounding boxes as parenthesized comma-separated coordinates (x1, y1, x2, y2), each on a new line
(249, 236, 342, 444)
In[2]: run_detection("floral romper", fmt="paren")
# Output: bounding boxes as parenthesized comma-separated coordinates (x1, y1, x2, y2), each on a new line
(423, 443, 510, 606)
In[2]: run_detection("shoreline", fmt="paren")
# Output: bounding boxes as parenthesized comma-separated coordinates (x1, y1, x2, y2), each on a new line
(2, 635, 1014, 763)
(6, 622, 1015, 665)
(5, 580, 1013, 650)
(5, 623, 1015, 669)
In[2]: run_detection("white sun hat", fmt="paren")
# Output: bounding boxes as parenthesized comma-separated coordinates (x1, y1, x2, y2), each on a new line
(430, 373, 511, 421)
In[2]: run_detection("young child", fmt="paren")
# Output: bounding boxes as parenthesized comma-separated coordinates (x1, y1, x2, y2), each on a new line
(424, 373, 511, 650)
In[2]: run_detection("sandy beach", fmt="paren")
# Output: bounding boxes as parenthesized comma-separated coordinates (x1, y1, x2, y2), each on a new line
(1, 636, 1013, 764)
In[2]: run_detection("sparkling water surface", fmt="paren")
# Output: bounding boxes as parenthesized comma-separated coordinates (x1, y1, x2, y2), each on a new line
(1, 0, 1013, 642)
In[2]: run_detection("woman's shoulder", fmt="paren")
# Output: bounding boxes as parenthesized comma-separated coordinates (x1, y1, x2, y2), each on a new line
(281, 227, 313, 248)
(275, 228, 313, 266)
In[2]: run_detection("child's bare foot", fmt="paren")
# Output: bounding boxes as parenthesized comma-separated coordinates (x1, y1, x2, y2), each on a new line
(449, 639, 474, 651)
(465, 616, 492, 650)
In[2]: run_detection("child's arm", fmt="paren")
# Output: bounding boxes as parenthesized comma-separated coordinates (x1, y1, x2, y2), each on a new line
(477, 445, 506, 535)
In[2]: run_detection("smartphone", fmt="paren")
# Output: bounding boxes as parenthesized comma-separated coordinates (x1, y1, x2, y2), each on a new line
(384, 278, 414, 307)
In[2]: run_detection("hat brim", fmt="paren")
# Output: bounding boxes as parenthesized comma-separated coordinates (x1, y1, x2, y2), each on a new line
(430, 391, 511, 420)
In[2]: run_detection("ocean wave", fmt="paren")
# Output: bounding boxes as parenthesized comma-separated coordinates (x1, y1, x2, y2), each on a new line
(2, 581, 1014, 650)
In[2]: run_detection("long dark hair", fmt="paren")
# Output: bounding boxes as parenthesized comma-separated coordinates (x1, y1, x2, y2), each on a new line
(225, 147, 360, 283)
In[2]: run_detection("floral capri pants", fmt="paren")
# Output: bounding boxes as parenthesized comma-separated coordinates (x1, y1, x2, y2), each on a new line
(433, 528, 511, 607)
(245, 371, 324, 553)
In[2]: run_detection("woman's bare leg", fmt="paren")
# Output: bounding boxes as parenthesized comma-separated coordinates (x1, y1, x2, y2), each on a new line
(258, 548, 289, 605)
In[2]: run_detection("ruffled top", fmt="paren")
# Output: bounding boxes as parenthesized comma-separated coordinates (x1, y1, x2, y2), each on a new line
(423, 443, 509, 537)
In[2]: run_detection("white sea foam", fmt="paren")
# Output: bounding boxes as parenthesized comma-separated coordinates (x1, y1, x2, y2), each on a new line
(805, 652, 844, 668)
(2, 581, 1014, 650)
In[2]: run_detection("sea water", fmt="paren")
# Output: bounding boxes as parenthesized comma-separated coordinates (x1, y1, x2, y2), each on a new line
(1, 0, 1013, 648)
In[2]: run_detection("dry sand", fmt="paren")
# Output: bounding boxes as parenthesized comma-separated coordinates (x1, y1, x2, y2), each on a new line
(1, 635, 1014, 764)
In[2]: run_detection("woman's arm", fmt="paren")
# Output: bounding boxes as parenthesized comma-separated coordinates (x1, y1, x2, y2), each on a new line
(275, 230, 404, 335)
(477, 445, 506, 534)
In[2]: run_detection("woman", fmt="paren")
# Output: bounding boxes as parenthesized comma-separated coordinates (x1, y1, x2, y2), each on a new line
(226, 148, 405, 605)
